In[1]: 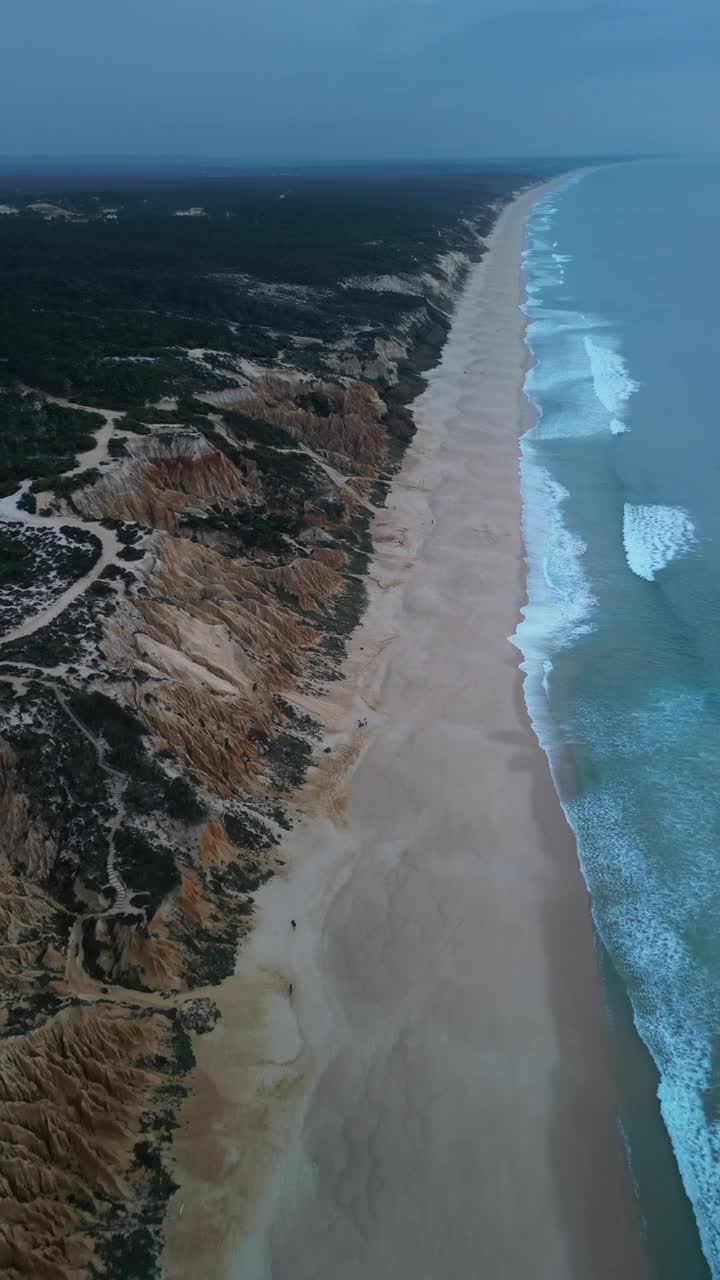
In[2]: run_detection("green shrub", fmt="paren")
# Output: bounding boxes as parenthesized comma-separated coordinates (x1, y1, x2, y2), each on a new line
(164, 776, 207, 823)
(223, 410, 295, 449)
(114, 826, 181, 916)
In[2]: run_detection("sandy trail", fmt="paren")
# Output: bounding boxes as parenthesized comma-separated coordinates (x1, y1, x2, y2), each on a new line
(164, 182, 646, 1280)
(61, 404, 121, 473)
(0, 514, 119, 648)
(0, 481, 121, 649)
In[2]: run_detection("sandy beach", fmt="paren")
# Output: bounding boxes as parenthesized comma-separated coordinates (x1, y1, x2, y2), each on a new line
(163, 182, 646, 1280)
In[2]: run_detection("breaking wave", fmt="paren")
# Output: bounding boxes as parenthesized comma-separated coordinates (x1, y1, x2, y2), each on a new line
(584, 335, 640, 431)
(522, 205, 639, 442)
(516, 170, 720, 1275)
(623, 503, 697, 581)
(509, 440, 595, 750)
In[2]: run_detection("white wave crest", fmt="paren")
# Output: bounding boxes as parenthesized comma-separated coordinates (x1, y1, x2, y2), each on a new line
(623, 503, 697, 581)
(510, 443, 596, 754)
(584, 336, 639, 429)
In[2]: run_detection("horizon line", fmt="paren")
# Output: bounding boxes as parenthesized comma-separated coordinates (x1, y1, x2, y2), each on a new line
(0, 150, 669, 181)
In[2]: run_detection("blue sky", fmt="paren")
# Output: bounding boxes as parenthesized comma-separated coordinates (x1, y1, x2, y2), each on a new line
(3, 0, 718, 162)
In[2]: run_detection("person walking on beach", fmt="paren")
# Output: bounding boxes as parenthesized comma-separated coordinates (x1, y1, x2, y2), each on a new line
(291, 919, 296, 930)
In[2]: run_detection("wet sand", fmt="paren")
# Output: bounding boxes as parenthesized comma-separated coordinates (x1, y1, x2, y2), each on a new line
(164, 181, 647, 1280)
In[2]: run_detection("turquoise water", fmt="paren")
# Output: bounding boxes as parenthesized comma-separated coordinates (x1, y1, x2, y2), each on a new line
(514, 160, 720, 1277)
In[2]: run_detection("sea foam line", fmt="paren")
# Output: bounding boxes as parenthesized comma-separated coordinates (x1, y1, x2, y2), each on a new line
(515, 178, 718, 1274)
(510, 175, 597, 746)
(509, 440, 596, 768)
(565, 704, 720, 1272)
(522, 214, 639, 441)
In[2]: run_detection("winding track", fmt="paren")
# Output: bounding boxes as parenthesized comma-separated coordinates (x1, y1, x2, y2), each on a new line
(53, 687, 141, 919)
(0, 502, 121, 649)
(0, 418, 141, 983)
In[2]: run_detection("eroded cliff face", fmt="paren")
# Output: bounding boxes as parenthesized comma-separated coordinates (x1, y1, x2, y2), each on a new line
(0, 1003, 177, 1280)
(72, 429, 254, 530)
(232, 376, 388, 469)
(108, 534, 346, 796)
(0, 246, 481, 1274)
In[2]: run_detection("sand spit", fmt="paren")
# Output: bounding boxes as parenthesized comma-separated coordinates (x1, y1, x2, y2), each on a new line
(163, 182, 646, 1279)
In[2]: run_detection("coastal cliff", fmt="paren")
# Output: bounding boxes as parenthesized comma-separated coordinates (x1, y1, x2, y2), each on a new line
(0, 173, 521, 1277)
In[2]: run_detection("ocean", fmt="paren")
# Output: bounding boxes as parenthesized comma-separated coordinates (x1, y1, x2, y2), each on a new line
(513, 159, 720, 1278)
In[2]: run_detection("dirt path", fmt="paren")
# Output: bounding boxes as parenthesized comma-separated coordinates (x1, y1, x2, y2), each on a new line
(43, 394, 123, 473)
(49, 685, 147, 993)
(0, 501, 120, 648)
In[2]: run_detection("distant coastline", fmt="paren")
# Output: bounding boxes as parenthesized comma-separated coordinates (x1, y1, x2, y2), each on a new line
(163, 177, 646, 1279)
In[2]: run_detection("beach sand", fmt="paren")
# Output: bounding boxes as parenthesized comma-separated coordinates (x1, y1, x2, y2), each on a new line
(163, 181, 647, 1280)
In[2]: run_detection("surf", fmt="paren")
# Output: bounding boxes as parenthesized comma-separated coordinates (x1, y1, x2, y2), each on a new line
(514, 163, 720, 1278)
(623, 503, 697, 581)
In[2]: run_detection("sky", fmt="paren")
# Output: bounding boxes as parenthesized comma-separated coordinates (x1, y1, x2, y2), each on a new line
(2, 0, 718, 164)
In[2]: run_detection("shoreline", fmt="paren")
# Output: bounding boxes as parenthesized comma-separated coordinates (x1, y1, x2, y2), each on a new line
(163, 180, 646, 1279)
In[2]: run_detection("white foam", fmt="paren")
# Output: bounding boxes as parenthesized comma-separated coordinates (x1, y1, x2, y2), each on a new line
(623, 503, 697, 581)
(512, 173, 597, 750)
(523, 236, 638, 441)
(524, 193, 639, 442)
(584, 335, 639, 427)
(517, 172, 719, 1274)
(567, 776, 720, 1270)
(523, 330, 614, 442)
(509, 439, 596, 755)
